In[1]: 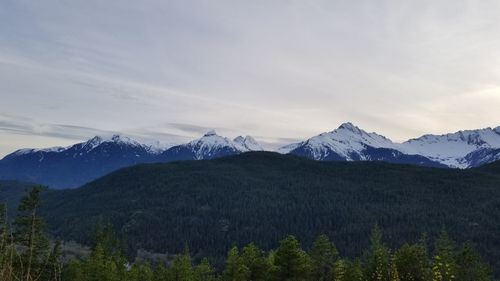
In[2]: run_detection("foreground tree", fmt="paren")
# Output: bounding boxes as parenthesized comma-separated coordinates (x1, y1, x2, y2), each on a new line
(310, 234, 339, 281)
(365, 225, 391, 281)
(272, 235, 311, 281)
(222, 246, 250, 281)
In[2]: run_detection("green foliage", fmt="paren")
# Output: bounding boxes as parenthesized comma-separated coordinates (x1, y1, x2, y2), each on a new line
(169, 248, 195, 281)
(272, 235, 311, 281)
(194, 258, 216, 281)
(365, 225, 391, 281)
(455, 242, 491, 281)
(433, 230, 458, 281)
(394, 241, 431, 281)
(241, 243, 271, 281)
(0, 186, 62, 281)
(222, 246, 250, 281)
(310, 234, 339, 281)
(29, 153, 500, 276)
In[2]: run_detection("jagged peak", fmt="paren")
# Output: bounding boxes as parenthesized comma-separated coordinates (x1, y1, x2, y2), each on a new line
(204, 130, 218, 137)
(234, 135, 263, 151)
(338, 122, 358, 131)
(335, 122, 372, 136)
(233, 136, 245, 142)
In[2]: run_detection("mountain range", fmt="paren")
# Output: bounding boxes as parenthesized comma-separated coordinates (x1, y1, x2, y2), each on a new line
(1, 123, 500, 188)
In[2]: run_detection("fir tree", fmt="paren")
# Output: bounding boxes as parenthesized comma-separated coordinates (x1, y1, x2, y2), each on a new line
(455, 242, 492, 281)
(222, 246, 250, 281)
(241, 243, 270, 281)
(14, 186, 50, 281)
(272, 235, 311, 281)
(365, 225, 391, 281)
(169, 247, 195, 281)
(310, 234, 339, 281)
(194, 257, 216, 281)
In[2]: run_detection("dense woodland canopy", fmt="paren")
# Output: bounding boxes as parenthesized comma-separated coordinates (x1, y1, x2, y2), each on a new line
(1, 152, 500, 279)
(12, 152, 498, 273)
(0, 187, 495, 281)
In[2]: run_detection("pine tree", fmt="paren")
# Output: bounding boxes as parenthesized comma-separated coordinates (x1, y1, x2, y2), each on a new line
(169, 247, 195, 281)
(241, 243, 270, 281)
(432, 230, 457, 281)
(194, 257, 216, 281)
(40, 241, 63, 281)
(14, 186, 50, 281)
(394, 242, 431, 281)
(126, 262, 154, 281)
(222, 246, 250, 281)
(310, 234, 339, 281)
(152, 263, 169, 281)
(334, 259, 348, 281)
(272, 235, 311, 281)
(454, 242, 492, 281)
(0, 203, 16, 281)
(365, 225, 391, 281)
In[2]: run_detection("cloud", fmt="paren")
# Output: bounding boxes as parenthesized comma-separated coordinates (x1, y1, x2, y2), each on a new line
(1, 0, 500, 156)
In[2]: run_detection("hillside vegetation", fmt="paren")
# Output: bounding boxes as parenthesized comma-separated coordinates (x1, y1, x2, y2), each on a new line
(32, 152, 500, 273)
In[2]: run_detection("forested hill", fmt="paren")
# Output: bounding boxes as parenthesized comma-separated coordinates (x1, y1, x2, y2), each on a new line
(37, 152, 500, 271)
(0, 180, 39, 216)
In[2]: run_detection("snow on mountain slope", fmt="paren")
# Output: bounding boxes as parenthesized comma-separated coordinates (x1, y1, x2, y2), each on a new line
(0, 134, 163, 188)
(234, 136, 263, 151)
(400, 127, 500, 168)
(12, 146, 66, 156)
(277, 143, 301, 154)
(281, 122, 397, 160)
(279, 123, 500, 168)
(161, 131, 264, 161)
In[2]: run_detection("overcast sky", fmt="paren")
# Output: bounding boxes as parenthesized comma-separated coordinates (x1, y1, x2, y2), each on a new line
(1, 0, 500, 157)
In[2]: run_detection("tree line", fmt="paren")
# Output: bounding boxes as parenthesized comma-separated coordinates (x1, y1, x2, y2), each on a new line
(1, 187, 495, 281)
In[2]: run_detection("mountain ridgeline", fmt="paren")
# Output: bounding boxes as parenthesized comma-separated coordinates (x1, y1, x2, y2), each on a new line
(1, 123, 500, 188)
(33, 152, 500, 272)
(0, 132, 263, 188)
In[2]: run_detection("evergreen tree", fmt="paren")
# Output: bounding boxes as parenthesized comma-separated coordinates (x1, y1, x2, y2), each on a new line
(222, 246, 250, 281)
(310, 234, 339, 281)
(14, 186, 50, 281)
(365, 225, 391, 281)
(152, 263, 169, 281)
(432, 230, 457, 281)
(241, 243, 270, 281)
(394, 242, 431, 281)
(40, 241, 63, 281)
(194, 257, 216, 281)
(169, 248, 195, 281)
(455, 242, 492, 281)
(126, 262, 154, 281)
(272, 235, 311, 281)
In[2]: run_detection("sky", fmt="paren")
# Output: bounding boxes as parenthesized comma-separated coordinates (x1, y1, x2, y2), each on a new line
(1, 0, 500, 157)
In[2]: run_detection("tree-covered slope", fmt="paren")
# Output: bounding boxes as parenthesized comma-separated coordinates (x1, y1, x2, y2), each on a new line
(0, 180, 40, 217)
(39, 152, 500, 269)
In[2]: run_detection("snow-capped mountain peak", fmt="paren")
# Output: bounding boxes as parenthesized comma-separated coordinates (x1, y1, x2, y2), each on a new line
(79, 134, 144, 152)
(234, 136, 263, 151)
(11, 146, 66, 156)
(401, 127, 500, 168)
(204, 130, 218, 137)
(337, 122, 363, 134)
(286, 123, 395, 160)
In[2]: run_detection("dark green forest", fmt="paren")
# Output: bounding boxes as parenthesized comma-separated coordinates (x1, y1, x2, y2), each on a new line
(26, 152, 500, 273)
(0, 187, 495, 281)
(1, 152, 500, 278)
